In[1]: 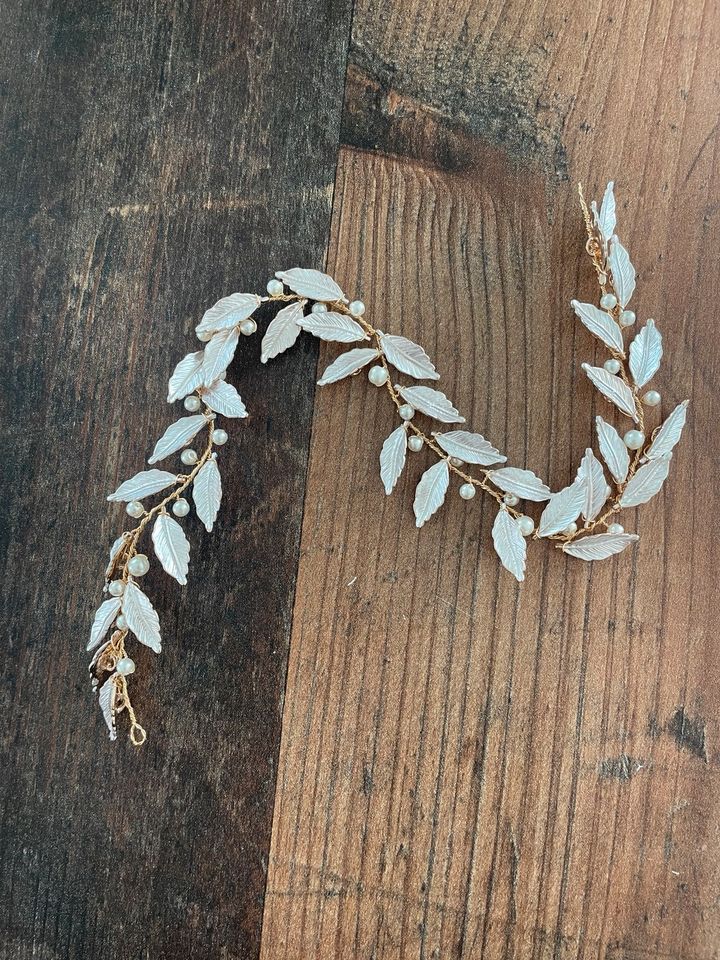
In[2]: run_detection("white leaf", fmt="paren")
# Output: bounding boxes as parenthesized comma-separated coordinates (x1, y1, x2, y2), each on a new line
(107, 469, 178, 502)
(274, 268, 345, 303)
(202, 380, 247, 418)
(619, 455, 672, 508)
(413, 459, 450, 527)
(592, 181, 616, 243)
(608, 236, 636, 307)
(379, 425, 407, 495)
(432, 430, 506, 465)
(152, 513, 190, 585)
(537, 481, 586, 538)
(563, 532, 639, 561)
(98, 676, 118, 741)
(193, 457, 222, 532)
(487, 467, 552, 502)
(202, 327, 239, 386)
(260, 300, 306, 363)
(582, 364, 638, 421)
(106, 533, 130, 578)
(646, 400, 689, 460)
(196, 293, 261, 336)
(575, 448, 610, 521)
(570, 300, 625, 355)
(167, 351, 205, 403)
(492, 508, 527, 582)
(317, 348, 379, 386)
(380, 334, 440, 380)
(148, 415, 208, 464)
(398, 386, 465, 424)
(88, 597, 122, 651)
(595, 416, 630, 484)
(121, 581, 162, 653)
(297, 311, 367, 343)
(629, 320, 662, 388)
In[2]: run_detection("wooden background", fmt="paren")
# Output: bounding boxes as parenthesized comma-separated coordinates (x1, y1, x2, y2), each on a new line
(0, 1, 717, 958)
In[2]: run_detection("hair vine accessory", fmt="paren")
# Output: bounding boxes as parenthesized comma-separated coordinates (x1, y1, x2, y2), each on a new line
(88, 182, 689, 744)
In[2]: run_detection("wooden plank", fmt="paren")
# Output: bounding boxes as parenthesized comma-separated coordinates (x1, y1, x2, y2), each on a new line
(0, 2, 352, 958)
(261, 1, 720, 956)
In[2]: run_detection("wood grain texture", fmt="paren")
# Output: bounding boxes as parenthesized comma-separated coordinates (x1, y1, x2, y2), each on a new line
(261, 1, 720, 957)
(0, 2, 352, 958)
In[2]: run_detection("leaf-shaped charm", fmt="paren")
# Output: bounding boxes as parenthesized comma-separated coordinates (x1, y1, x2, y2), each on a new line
(413, 459, 449, 527)
(121, 581, 162, 653)
(379, 334, 439, 380)
(595, 416, 630, 484)
(563, 532, 639, 560)
(260, 300, 306, 363)
(537, 481, 586, 538)
(193, 457, 222, 532)
(196, 293, 261, 336)
(433, 430, 506, 465)
(486, 467, 552, 502)
(629, 320, 662, 387)
(106, 533, 130, 579)
(646, 400, 689, 460)
(148, 415, 208, 464)
(492, 508, 527, 582)
(152, 513, 190, 585)
(107, 469, 178, 502)
(297, 312, 367, 343)
(570, 301, 625, 355)
(398, 386, 465, 424)
(619, 455, 672, 508)
(591, 181, 616, 243)
(575, 448, 610, 521)
(379, 425, 407, 495)
(582, 364, 638, 421)
(167, 350, 205, 403)
(88, 597, 122, 651)
(317, 348, 379, 386)
(202, 327, 239, 386)
(202, 380, 247, 418)
(608, 236, 635, 307)
(274, 268, 345, 303)
(98, 676, 118, 741)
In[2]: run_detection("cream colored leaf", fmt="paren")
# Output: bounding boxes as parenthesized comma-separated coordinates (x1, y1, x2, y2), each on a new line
(492, 508, 526, 582)
(121, 581, 162, 653)
(398, 385, 465, 424)
(592, 181, 616, 243)
(297, 312, 367, 343)
(260, 300, 305, 363)
(380, 333, 439, 380)
(196, 293, 261, 336)
(274, 268, 346, 303)
(582, 364, 638, 421)
(432, 430, 506, 465)
(646, 401, 689, 460)
(563, 532, 639, 560)
(107, 469, 178, 502)
(148, 415, 208, 464)
(413, 459, 449, 527)
(608, 236, 635, 307)
(487, 467, 552, 502)
(379, 425, 407, 495)
(167, 350, 205, 403)
(88, 597, 122, 652)
(595, 416, 630, 484)
(98, 676, 118, 741)
(317, 348, 379, 386)
(537, 481, 586, 538)
(570, 300, 625, 355)
(193, 457, 222, 532)
(202, 327, 239, 386)
(619, 455, 672, 508)
(575, 448, 610, 521)
(152, 513, 190, 585)
(106, 533, 130, 579)
(202, 380, 247, 418)
(629, 320, 662, 388)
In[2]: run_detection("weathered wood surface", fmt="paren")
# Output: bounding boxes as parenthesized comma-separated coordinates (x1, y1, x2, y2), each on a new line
(1, 1, 718, 958)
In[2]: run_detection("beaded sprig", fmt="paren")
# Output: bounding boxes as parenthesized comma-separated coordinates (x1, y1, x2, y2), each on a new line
(88, 182, 689, 744)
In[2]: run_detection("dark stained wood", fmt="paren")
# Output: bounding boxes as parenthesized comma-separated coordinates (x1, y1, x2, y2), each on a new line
(0, 2, 352, 958)
(260, 1, 720, 957)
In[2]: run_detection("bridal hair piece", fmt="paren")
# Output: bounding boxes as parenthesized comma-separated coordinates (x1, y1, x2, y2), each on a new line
(88, 182, 689, 745)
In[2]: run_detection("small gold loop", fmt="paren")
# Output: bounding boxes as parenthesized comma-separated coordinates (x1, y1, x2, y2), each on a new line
(130, 723, 147, 747)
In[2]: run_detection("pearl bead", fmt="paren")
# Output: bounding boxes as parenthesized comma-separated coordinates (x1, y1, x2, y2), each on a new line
(518, 515, 535, 536)
(368, 365, 388, 387)
(181, 449, 198, 465)
(127, 553, 150, 577)
(126, 500, 144, 519)
(195, 327, 212, 342)
(398, 404, 415, 421)
(108, 580, 125, 597)
(604, 358, 621, 375)
(266, 278, 284, 297)
(643, 390, 661, 407)
(503, 493, 519, 507)
(620, 310, 636, 327)
(240, 318, 257, 336)
(624, 429, 645, 450)
(184, 395, 202, 412)
(563, 522, 578, 535)
(311, 302, 328, 314)
(349, 300, 365, 317)
(212, 428, 228, 445)
(449, 457, 464, 468)
(600, 293, 617, 310)
(116, 615, 128, 630)
(116, 657, 136, 676)
(172, 498, 190, 517)
(459, 483, 476, 500)
(408, 435, 424, 452)
(607, 522, 625, 535)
